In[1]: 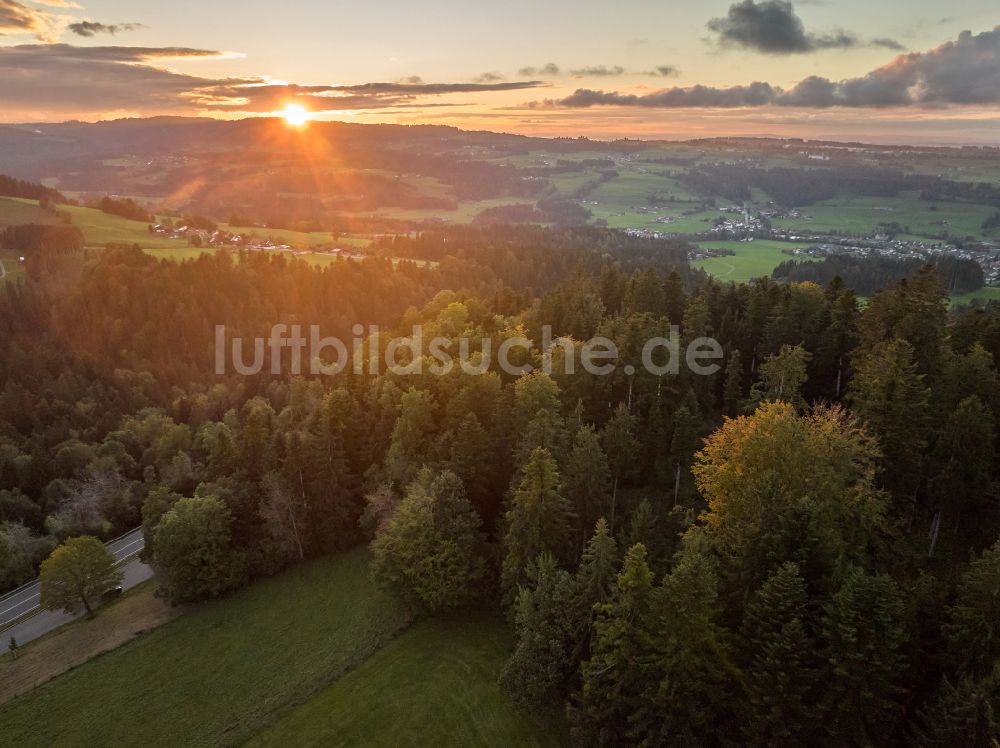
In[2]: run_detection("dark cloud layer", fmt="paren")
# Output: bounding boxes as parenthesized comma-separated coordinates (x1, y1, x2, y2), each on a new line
(0, 44, 548, 116)
(646, 66, 680, 77)
(0, 45, 252, 113)
(707, 0, 902, 54)
(68, 21, 145, 37)
(530, 26, 1000, 109)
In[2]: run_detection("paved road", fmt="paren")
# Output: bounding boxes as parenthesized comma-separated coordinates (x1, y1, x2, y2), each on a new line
(1, 557, 153, 647)
(0, 528, 146, 632)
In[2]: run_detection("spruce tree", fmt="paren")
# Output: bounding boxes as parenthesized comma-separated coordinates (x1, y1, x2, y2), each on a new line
(573, 544, 657, 747)
(740, 562, 818, 745)
(563, 426, 611, 543)
(501, 447, 575, 605)
(499, 553, 577, 711)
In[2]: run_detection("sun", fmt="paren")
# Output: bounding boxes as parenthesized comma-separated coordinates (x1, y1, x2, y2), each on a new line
(281, 103, 310, 127)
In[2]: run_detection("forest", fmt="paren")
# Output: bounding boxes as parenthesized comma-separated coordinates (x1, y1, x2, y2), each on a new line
(773, 254, 985, 296)
(2, 222, 1000, 745)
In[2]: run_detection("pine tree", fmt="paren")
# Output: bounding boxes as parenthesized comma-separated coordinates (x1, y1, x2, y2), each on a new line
(663, 270, 687, 326)
(751, 343, 812, 408)
(448, 412, 494, 523)
(563, 426, 611, 544)
(301, 387, 358, 551)
(928, 395, 995, 548)
(820, 568, 907, 745)
(499, 553, 577, 711)
(740, 562, 818, 745)
(917, 666, 1000, 748)
(847, 338, 930, 504)
(722, 349, 744, 416)
(643, 548, 737, 745)
(573, 544, 658, 747)
(668, 397, 701, 504)
(574, 518, 619, 622)
(383, 387, 437, 488)
(601, 404, 639, 532)
(943, 538, 1000, 678)
(501, 447, 575, 605)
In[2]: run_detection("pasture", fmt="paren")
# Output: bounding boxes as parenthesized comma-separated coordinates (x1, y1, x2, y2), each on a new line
(250, 613, 564, 748)
(0, 551, 412, 747)
(692, 240, 818, 283)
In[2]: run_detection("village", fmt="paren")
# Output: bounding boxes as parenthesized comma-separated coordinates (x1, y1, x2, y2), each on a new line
(148, 222, 366, 259)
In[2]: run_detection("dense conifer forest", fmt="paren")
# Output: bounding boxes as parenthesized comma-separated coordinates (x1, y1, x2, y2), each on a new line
(2, 223, 1000, 744)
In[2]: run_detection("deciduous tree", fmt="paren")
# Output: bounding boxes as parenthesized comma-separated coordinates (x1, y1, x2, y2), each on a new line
(39, 536, 122, 619)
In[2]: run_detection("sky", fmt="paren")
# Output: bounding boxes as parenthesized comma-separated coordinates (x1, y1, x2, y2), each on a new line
(1, 0, 999, 143)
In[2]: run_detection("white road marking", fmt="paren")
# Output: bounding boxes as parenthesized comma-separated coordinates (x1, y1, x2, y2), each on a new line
(0, 530, 145, 625)
(0, 592, 40, 618)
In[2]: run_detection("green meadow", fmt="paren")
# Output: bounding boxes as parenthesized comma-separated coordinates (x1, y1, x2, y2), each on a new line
(949, 286, 1000, 307)
(0, 550, 563, 747)
(0, 197, 64, 227)
(692, 240, 817, 283)
(771, 193, 997, 241)
(250, 613, 564, 748)
(0, 551, 413, 747)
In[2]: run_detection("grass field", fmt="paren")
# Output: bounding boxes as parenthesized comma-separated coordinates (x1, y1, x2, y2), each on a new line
(250, 613, 565, 748)
(59, 204, 190, 249)
(950, 286, 1000, 306)
(0, 197, 63, 227)
(0, 550, 560, 747)
(692, 240, 817, 283)
(0, 582, 180, 705)
(0, 248, 26, 285)
(0, 550, 413, 747)
(771, 193, 997, 241)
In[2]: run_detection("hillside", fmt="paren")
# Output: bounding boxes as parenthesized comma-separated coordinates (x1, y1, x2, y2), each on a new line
(2, 120, 998, 244)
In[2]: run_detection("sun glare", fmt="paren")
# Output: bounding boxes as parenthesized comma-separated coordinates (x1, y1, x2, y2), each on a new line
(281, 103, 310, 127)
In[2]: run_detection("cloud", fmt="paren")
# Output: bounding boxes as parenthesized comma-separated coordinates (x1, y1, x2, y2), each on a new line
(68, 21, 145, 37)
(569, 65, 625, 77)
(517, 62, 560, 77)
(0, 0, 51, 38)
(473, 71, 505, 83)
(870, 37, 906, 51)
(707, 0, 901, 54)
(0, 44, 253, 115)
(324, 80, 544, 96)
(527, 26, 1000, 109)
(0, 43, 550, 119)
(516, 63, 676, 79)
(194, 80, 546, 113)
(532, 82, 779, 109)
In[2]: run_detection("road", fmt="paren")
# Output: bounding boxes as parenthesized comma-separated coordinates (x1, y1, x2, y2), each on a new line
(0, 528, 148, 645)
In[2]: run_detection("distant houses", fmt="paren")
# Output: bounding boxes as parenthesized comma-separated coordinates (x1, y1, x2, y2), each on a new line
(148, 223, 365, 259)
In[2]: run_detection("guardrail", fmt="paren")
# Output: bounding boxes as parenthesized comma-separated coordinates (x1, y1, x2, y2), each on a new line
(0, 527, 143, 604)
(0, 531, 147, 637)
(0, 578, 38, 607)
